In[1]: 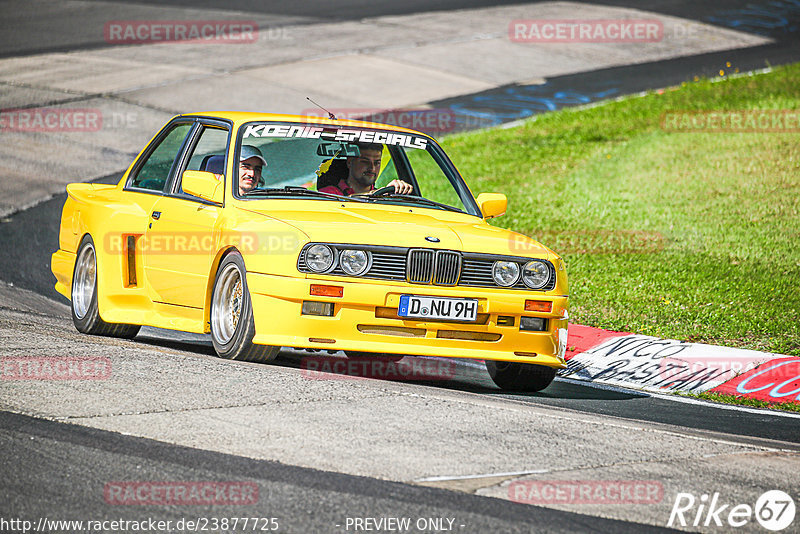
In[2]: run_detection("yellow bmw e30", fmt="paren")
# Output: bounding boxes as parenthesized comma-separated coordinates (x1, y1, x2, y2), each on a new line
(51, 112, 568, 392)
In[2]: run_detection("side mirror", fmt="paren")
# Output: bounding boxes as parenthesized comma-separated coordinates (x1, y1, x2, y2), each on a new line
(476, 193, 507, 219)
(182, 170, 223, 204)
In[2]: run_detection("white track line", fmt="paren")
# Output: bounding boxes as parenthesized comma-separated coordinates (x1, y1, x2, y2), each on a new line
(415, 469, 549, 483)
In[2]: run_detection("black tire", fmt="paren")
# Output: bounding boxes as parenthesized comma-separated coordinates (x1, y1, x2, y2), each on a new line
(210, 251, 279, 363)
(344, 350, 404, 362)
(71, 235, 140, 339)
(486, 360, 557, 392)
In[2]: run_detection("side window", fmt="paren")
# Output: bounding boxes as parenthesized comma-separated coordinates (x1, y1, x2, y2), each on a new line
(179, 126, 229, 195)
(129, 123, 192, 191)
(404, 147, 463, 209)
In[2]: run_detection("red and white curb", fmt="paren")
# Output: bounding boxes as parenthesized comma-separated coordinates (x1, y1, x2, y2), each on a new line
(561, 325, 800, 406)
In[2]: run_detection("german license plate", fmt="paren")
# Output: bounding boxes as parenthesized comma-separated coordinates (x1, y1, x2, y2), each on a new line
(398, 295, 478, 322)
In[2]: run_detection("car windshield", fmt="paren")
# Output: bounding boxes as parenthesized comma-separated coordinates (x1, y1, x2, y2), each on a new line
(234, 122, 479, 216)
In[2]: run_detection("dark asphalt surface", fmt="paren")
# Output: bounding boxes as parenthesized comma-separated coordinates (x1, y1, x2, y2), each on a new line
(244, 351, 800, 446)
(435, 40, 800, 131)
(1, 1, 799, 531)
(0, 411, 675, 534)
(2, 0, 798, 58)
(435, 0, 800, 129)
(0, 0, 572, 58)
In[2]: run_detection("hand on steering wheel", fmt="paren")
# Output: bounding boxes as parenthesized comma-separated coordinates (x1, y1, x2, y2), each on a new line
(372, 179, 413, 196)
(371, 185, 396, 196)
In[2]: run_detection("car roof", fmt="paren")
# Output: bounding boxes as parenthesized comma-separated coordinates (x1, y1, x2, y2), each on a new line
(179, 111, 429, 137)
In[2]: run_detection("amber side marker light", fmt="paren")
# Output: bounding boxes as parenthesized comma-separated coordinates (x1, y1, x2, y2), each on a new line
(310, 284, 343, 297)
(525, 300, 552, 313)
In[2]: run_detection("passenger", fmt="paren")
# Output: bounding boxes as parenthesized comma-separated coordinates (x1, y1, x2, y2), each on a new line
(238, 145, 267, 196)
(319, 142, 413, 196)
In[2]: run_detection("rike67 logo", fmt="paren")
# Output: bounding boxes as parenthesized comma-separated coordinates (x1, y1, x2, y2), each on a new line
(668, 490, 795, 531)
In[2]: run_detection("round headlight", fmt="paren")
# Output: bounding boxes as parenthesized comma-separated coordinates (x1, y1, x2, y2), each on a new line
(339, 249, 370, 276)
(522, 260, 551, 289)
(305, 244, 335, 273)
(492, 261, 520, 287)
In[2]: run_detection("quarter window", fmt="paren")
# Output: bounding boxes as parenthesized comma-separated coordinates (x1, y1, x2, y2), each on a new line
(178, 126, 229, 196)
(185, 127, 229, 173)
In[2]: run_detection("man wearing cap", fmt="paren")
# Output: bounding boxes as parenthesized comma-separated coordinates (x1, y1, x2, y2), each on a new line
(237, 145, 267, 196)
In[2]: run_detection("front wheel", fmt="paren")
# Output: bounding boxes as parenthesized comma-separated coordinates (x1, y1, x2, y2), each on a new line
(71, 235, 140, 339)
(486, 360, 557, 392)
(210, 251, 279, 363)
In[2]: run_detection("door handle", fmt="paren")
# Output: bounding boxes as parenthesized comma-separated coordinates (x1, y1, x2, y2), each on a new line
(151, 211, 161, 220)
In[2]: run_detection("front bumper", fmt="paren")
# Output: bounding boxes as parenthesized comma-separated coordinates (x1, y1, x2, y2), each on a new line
(247, 272, 568, 367)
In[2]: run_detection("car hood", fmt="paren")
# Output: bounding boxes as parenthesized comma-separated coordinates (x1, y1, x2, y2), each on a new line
(240, 203, 553, 258)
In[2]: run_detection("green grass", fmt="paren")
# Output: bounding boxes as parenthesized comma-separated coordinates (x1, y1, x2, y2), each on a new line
(442, 63, 800, 357)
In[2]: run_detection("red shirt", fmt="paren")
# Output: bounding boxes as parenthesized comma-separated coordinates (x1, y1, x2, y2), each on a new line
(319, 179, 373, 196)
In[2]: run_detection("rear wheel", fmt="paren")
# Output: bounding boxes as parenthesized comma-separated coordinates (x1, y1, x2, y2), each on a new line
(210, 251, 279, 363)
(486, 360, 557, 392)
(71, 235, 140, 338)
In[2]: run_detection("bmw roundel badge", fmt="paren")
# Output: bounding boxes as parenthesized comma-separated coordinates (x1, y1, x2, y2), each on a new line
(425, 236, 440, 243)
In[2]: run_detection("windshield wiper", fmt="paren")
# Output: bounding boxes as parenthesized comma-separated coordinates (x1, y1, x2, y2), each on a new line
(245, 186, 368, 202)
(361, 194, 464, 213)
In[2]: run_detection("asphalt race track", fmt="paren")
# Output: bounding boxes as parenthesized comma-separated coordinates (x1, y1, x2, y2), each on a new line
(1, 1, 799, 533)
(3, 411, 675, 534)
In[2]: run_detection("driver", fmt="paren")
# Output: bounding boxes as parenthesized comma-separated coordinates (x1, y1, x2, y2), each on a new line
(319, 142, 413, 196)
(238, 145, 267, 196)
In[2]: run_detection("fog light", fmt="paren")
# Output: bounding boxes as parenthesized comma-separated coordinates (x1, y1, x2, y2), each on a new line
(302, 301, 334, 316)
(520, 316, 548, 331)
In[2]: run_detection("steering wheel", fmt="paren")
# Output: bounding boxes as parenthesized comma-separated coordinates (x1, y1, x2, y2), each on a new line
(371, 185, 396, 196)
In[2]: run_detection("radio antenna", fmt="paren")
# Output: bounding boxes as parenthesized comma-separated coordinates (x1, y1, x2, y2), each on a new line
(306, 97, 337, 120)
